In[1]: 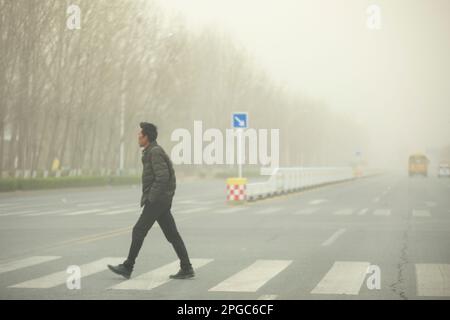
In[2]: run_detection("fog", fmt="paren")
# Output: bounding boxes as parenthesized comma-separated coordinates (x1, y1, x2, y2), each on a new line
(0, 0, 449, 178)
(160, 0, 450, 170)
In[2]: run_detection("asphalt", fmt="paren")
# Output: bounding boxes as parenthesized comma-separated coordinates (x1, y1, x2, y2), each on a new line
(0, 173, 449, 300)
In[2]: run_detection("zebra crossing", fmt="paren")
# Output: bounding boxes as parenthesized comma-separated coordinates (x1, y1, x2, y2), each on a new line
(412, 209, 432, 218)
(97, 208, 136, 216)
(0, 203, 139, 218)
(0, 205, 436, 218)
(62, 209, 105, 216)
(294, 208, 319, 215)
(110, 259, 213, 291)
(415, 264, 450, 297)
(1, 255, 449, 298)
(254, 207, 282, 215)
(357, 208, 369, 215)
(247, 207, 433, 218)
(0, 199, 220, 218)
(373, 209, 391, 216)
(0, 256, 60, 275)
(24, 209, 73, 217)
(208, 260, 291, 292)
(321, 228, 347, 247)
(10, 257, 124, 289)
(310, 261, 370, 295)
(333, 208, 354, 216)
(0, 196, 439, 219)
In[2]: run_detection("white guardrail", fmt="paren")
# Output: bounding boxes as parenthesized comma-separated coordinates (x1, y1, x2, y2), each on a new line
(246, 167, 381, 201)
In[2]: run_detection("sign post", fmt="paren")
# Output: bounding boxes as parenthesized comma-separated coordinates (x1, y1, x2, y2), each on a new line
(232, 112, 248, 178)
(354, 150, 362, 177)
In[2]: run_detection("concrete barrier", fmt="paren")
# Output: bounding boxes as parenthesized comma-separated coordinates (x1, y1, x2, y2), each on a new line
(246, 167, 358, 201)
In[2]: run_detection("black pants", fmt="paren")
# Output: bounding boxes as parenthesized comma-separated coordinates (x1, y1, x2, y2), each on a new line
(124, 199, 192, 270)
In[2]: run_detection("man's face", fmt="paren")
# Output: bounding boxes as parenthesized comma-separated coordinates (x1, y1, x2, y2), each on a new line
(138, 129, 149, 147)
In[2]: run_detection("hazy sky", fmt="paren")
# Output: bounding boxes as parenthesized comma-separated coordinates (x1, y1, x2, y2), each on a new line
(156, 0, 450, 168)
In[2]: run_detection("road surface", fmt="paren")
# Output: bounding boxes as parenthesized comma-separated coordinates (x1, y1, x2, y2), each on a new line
(0, 173, 449, 299)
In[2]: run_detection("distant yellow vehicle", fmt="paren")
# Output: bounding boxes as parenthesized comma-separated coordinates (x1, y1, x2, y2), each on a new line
(408, 153, 429, 177)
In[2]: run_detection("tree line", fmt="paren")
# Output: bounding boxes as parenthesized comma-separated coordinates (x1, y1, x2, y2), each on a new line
(0, 0, 368, 177)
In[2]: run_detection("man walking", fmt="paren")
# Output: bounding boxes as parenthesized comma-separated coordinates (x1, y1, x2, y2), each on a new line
(108, 122, 194, 280)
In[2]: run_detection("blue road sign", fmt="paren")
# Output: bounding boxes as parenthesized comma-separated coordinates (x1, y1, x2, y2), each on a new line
(232, 112, 248, 129)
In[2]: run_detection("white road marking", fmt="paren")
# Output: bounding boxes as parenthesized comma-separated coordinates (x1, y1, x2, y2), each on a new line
(209, 260, 292, 292)
(190, 201, 214, 206)
(333, 209, 353, 216)
(215, 207, 246, 214)
(109, 204, 137, 210)
(257, 294, 278, 300)
(10, 257, 124, 288)
(309, 199, 328, 205)
(76, 201, 112, 207)
(412, 209, 431, 217)
(0, 210, 38, 217)
(0, 203, 37, 210)
(178, 200, 198, 205)
(176, 200, 214, 207)
(23, 209, 71, 217)
(321, 228, 346, 246)
(255, 207, 282, 215)
(357, 208, 369, 216)
(0, 203, 62, 211)
(0, 256, 61, 275)
(373, 197, 380, 203)
(110, 258, 213, 290)
(311, 261, 370, 295)
(373, 209, 391, 216)
(97, 208, 136, 216)
(62, 209, 104, 216)
(424, 202, 436, 208)
(0, 203, 20, 208)
(176, 207, 209, 214)
(416, 264, 450, 297)
(294, 208, 319, 215)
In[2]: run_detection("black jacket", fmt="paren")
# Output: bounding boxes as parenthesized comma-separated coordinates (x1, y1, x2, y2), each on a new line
(140, 141, 176, 207)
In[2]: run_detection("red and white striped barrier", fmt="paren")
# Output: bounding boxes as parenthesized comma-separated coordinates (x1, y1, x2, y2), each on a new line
(226, 178, 247, 203)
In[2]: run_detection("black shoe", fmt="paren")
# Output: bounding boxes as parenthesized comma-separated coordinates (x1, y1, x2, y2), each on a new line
(170, 268, 195, 279)
(108, 264, 132, 279)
